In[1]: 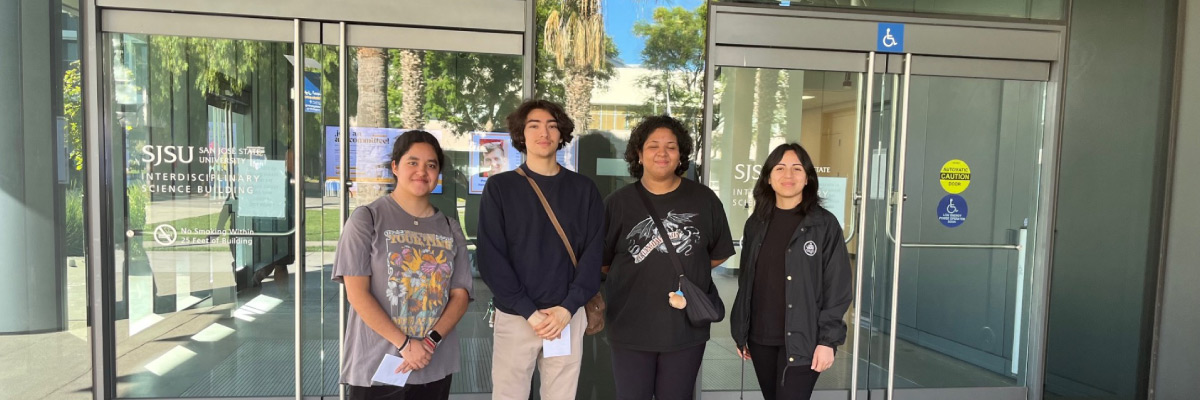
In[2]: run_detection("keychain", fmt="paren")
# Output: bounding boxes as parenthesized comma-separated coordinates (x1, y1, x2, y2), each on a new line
(484, 299, 496, 328)
(668, 281, 687, 309)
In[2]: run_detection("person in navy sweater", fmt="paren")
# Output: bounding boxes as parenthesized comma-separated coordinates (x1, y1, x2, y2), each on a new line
(477, 99, 605, 400)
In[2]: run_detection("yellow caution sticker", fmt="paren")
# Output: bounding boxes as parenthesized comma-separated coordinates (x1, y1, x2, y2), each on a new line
(939, 159, 971, 194)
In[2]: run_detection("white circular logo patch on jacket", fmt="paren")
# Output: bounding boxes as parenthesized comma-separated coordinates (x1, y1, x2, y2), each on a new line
(804, 240, 817, 256)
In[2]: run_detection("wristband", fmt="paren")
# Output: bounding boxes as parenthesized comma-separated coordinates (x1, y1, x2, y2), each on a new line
(396, 336, 410, 354)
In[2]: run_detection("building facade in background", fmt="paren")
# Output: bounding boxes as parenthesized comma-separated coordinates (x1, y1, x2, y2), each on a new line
(0, 0, 1194, 399)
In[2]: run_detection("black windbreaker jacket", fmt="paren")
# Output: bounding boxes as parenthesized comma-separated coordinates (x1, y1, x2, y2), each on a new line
(730, 206, 853, 367)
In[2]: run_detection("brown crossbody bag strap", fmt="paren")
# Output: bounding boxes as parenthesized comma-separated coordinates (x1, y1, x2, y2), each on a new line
(516, 168, 578, 266)
(515, 167, 605, 335)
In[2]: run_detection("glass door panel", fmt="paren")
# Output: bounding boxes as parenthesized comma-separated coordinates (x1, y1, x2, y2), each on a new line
(301, 41, 342, 397)
(887, 74, 1046, 395)
(334, 43, 524, 396)
(107, 32, 298, 398)
(703, 54, 1047, 400)
(861, 68, 904, 395)
(706, 65, 869, 394)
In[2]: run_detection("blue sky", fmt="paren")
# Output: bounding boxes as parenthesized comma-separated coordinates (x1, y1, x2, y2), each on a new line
(604, 0, 705, 66)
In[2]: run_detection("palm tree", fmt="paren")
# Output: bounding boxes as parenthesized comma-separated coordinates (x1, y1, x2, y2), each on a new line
(398, 49, 426, 129)
(398, 48, 427, 128)
(356, 47, 388, 128)
(543, 0, 607, 131)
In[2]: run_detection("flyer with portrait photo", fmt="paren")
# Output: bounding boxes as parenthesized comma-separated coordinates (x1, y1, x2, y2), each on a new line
(467, 131, 580, 195)
(469, 133, 522, 194)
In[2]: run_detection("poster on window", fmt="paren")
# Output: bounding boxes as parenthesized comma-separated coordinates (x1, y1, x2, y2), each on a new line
(469, 133, 521, 194)
(467, 132, 580, 194)
(325, 127, 443, 201)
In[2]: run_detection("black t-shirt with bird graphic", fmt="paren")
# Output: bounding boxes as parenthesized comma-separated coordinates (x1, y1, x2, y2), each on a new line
(602, 178, 736, 352)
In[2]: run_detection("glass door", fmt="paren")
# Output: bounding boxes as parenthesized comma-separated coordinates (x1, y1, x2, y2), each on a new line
(705, 49, 886, 398)
(312, 23, 526, 397)
(705, 48, 1052, 400)
(870, 54, 1049, 400)
(105, 29, 300, 398)
(98, 9, 527, 398)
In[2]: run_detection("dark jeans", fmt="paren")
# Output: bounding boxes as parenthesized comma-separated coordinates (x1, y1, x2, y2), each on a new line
(345, 375, 452, 400)
(747, 342, 821, 400)
(611, 343, 706, 400)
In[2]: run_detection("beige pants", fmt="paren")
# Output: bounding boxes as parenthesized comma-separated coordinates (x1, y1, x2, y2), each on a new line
(491, 307, 586, 400)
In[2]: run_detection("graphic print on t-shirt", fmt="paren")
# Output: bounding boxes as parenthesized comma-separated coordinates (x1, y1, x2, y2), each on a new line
(384, 229, 455, 335)
(626, 211, 701, 263)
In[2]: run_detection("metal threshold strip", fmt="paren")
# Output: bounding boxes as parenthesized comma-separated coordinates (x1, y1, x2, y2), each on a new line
(900, 243, 1020, 250)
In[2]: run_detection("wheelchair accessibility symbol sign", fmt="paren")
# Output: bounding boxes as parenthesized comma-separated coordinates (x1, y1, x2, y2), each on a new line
(937, 194, 967, 228)
(877, 23, 905, 53)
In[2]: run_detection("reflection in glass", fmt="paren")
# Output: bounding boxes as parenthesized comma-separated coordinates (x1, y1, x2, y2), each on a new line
(341, 46, 524, 395)
(107, 33, 297, 398)
(708, 67, 864, 392)
(887, 75, 1045, 389)
(0, 3, 93, 398)
(721, 0, 1065, 20)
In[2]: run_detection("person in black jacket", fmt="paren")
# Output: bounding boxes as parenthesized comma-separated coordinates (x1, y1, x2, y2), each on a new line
(730, 143, 853, 400)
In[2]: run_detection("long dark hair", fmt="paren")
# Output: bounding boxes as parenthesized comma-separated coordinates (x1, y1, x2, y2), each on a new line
(624, 115, 693, 178)
(752, 143, 822, 221)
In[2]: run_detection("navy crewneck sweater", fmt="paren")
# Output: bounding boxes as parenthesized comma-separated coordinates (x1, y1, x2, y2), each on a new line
(476, 164, 605, 318)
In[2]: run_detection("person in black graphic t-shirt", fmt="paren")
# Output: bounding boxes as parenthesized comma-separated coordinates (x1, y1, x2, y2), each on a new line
(602, 115, 735, 400)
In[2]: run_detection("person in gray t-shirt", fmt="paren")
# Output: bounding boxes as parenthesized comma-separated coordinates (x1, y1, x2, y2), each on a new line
(332, 130, 473, 400)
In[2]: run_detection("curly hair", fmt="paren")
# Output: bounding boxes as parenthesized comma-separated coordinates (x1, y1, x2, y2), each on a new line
(505, 99, 575, 154)
(624, 115, 693, 178)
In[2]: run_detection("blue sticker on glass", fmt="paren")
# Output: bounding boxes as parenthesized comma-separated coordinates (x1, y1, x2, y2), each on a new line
(303, 71, 321, 113)
(937, 194, 967, 228)
(877, 23, 905, 53)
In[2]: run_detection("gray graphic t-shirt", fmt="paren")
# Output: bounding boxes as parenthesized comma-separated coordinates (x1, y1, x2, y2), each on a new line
(332, 196, 473, 386)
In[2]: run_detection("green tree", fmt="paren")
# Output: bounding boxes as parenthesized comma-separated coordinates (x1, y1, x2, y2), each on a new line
(63, 61, 83, 174)
(424, 52, 524, 134)
(632, 4, 708, 136)
(149, 36, 266, 96)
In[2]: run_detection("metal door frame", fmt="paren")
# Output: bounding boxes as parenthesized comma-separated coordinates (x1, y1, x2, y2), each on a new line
(701, 4, 1067, 400)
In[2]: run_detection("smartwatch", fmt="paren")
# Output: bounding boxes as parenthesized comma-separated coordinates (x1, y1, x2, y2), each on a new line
(425, 330, 443, 349)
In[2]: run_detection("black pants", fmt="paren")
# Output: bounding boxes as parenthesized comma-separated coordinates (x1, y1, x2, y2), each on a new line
(747, 342, 821, 400)
(610, 343, 706, 400)
(346, 375, 452, 400)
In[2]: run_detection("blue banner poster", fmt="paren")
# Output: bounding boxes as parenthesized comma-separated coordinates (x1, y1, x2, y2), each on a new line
(325, 127, 443, 198)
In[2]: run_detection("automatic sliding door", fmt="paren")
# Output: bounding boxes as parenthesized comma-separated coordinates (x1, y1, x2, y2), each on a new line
(316, 23, 525, 397)
(103, 29, 300, 398)
(703, 51, 1051, 400)
(705, 49, 876, 398)
(883, 65, 1048, 400)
